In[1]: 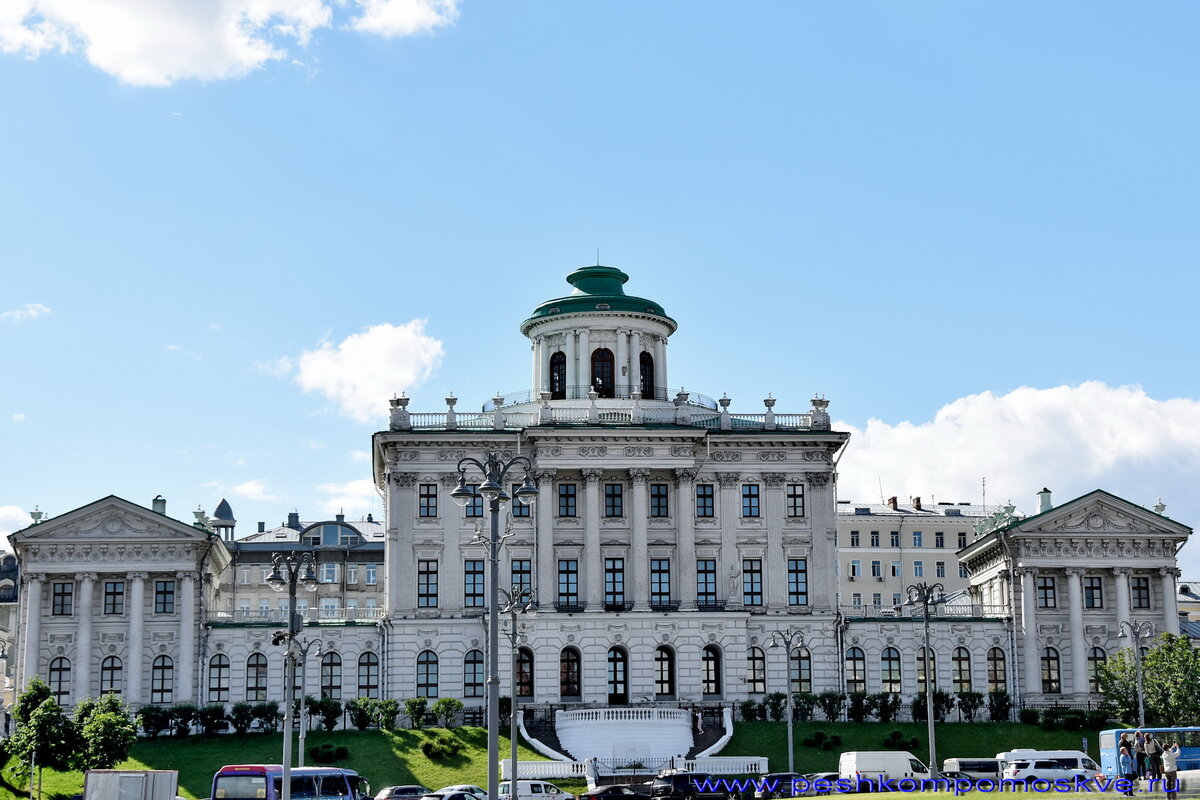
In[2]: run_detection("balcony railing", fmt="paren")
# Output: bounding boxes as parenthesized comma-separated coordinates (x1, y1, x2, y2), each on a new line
(554, 602, 588, 613)
(696, 601, 727, 612)
(840, 603, 1010, 619)
(603, 601, 634, 612)
(206, 607, 384, 625)
(649, 600, 681, 612)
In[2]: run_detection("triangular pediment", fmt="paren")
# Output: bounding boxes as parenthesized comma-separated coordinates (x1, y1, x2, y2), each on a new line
(1012, 490, 1191, 539)
(10, 495, 214, 545)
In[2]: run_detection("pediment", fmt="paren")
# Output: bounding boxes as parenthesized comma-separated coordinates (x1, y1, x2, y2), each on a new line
(11, 495, 213, 545)
(1014, 490, 1190, 539)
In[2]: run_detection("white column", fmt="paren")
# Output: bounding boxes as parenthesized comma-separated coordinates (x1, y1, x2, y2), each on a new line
(531, 338, 539, 396)
(22, 572, 44, 686)
(653, 335, 667, 394)
(386, 472, 417, 615)
(178, 571, 197, 702)
(565, 330, 578, 396)
(630, 331, 642, 397)
(717, 473, 741, 608)
(583, 469, 602, 609)
(1020, 568, 1039, 698)
(75, 573, 96, 700)
(578, 329, 590, 392)
(1113, 567, 1131, 634)
(615, 330, 629, 398)
(628, 469, 650, 610)
(1065, 568, 1087, 695)
(675, 469, 697, 610)
(1161, 567, 1181, 635)
(127, 572, 147, 704)
(534, 470, 557, 606)
(764, 474, 787, 608)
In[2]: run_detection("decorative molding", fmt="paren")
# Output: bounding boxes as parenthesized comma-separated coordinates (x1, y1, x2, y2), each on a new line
(390, 472, 418, 487)
(387, 449, 419, 464)
(711, 451, 742, 463)
(624, 446, 655, 458)
(537, 446, 562, 457)
(674, 468, 697, 485)
(582, 469, 603, 484)
(534, 469, 557, 483)
(802, 452, 831, 462)
(578, 446, 608, 458)
(670, 446, 695, 458)
(762, 473, 786, 487)
(437, 450, 466, 462)
(628, 468, 650, 484)
(805, 473, 831, 487)
(716, 472, 740, 488)
(758, 452, 787, 462)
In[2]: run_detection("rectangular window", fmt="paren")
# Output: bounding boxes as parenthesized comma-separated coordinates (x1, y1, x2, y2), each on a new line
(959, 564, 970, 579)
(464, 560, 485, 608)
(651, 559, 672, 606)
(321, 563, 338, 584)
(52, 582, 73, 616)
(238, 569, 250, 585)
(464, 484, 483, 518)
(852, 592, 862, 608)
(891, 561, 901, 577)
(912, 531, 923, 547)
(418, 484, 438, 517)
(511, 484, 531, 517)
(604, 484, 623, 517)
(872, 592, 882, 607)
(850, 530, 860, 547)
(786, 484, 805, 517)
(890, 531, 900, 547)
(742, 559, 763, 606)
(558, 484, 577, 517)
(154, 580, 176, 614)
(935, 531, 945, 548)
(958, 531, 968, 548)
(1037, 576, 1057, 608)
(870, 531, 880, 547)
(892, 592, 903, 607)
(741, 485, 760, 517)
(650, 484, 670, 517)
(417, 560, 438, 608)
(604, 558, 625, 608)
(366, 564, 378, 585)
(788, 559, 808, 606)
(871, 560, 882, 578)
(936, 561, 946, 579)
(1084, 576, 1104, 608)
(558, 560, 579, 605)
(511, 559, 532, 594)
(697, 559, 717, 606)
(1131, 576, 1151, 609)
(695, 485, 715, 518)
(346, 565, 358, 584)
(103, 581, 126, 615)
(914, 560, 924, 578)
(849, 559, 861, 578)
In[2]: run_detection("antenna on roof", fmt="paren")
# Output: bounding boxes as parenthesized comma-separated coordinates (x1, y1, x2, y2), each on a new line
(596, 247, 600, 265)
(981, 477, 987, 513)
(878, 477, 884, 505)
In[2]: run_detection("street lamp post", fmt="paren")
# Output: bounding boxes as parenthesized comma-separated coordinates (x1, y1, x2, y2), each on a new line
(768, 627, 805, 774)
(904, 582, 947, 776)
(267, 553, 319, 800)
(451, 452, 539, 800)
(500, 586, 537, 786)
(1119, 620, 1154, 727)
(294, 636, 322, 768)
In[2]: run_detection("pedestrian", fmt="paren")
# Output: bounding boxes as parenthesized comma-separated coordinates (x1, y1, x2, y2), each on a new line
(1162, 742, 1180, 800)
(1134, 731, 1148, 779)
(1145, 734, 1163, 780)
(694, 709, 704, 734)
(1119, 746, 1136, 798)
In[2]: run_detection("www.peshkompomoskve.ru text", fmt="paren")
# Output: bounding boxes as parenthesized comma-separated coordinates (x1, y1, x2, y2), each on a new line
(696, 775, 1183, 796)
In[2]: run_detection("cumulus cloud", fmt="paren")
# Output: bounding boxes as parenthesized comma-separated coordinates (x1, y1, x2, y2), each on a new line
(11, 413, 25, 422)
(0, 505, 34, 536)
(0, 0, 457, 87)
(350, 450, 370, 462)
(231, 478, 280, 502)
(292, 320, 443, 423)
(315, 478, 377, 515)
(0, 302, 50, 324)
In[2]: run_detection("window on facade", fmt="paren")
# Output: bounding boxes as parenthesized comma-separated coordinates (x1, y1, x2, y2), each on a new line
(870, 530, 880, 547)
(891, 561, 901, 578)
(464, 560, 485, 608)
(952, 647, 972, 692)
(419, 484, 438, 517)
(1131, 576, 1151, 609)
(549, 351, 566, 399)
(697, 559, 717, 607)
(1088, 647, 1107, 694)
(696, 485, 715, 518)
(366, 564, 377, 585)
(558, 484, 577, 517)
(702, 645, 722, 697)
(151, 655, 174, 704)
(558, 560, 579, 605)
(845, 647, 866, 694)
(935, 531, 945, 548)
(936, 562, 946, 579)
(1084, 576, 1104, 608)
(416, 650, 438, 698)
(881, 647, 902, 694)
(747, 647, 766, 694)
(871, 560, 882, 578)
(743, 559, 763, 606)
(914, 561, 924, 578)
(890, 531, 900, 547)
(913, 531, 923, 547)
(560, 648, 581, 699)
(465, 650, 484, 698)
(318, 652, 341, 699)
(650, 484, 669, 517)
(848, 559, 860, 578)
(49, 657, 70, 704)
(1041, 647, 1062, 694)
(104, 581, 126, 615)
(517, 648, 534, 698)
(640, 351, 655, 397)
(464, 484, 483, 518)
(346, 565, 358, 584)
(851, 592, 862, 608)
(357, 652, 379, 698)
(607, 647, 628, 703)
(957, 531, 968, 548)
(959, 564, 970, 579)
(155, 580, 176, 614)
(604, 558, 625, 608)
(418, 560, 438, 608)
(100, 656, 123, 696)
(892, 592, 902, 607)
(654, 646, 676, 698)
(208, 654, 230, 702)
(986, 647, 1007, 693)
(788, 559, 808, 606)
(916, 647, 938, 693)
(321, 563, 338, 584)
(742, 485, 760, 517)
(52, 582, 73, 616)
(786, 484, 805, 517)
(512, 559, 532, 594)
(604, 484, 624, 517)
(850, 530, 860, 547)
(246, 653, 268, 701)
(592, 348, 615, 398)
(790, 648, 812, 693)
(1036, 576, 1057, 608)
(511, 483, 531, 517)
(871, 592, 882, 607)
(651, 559, 671, 606)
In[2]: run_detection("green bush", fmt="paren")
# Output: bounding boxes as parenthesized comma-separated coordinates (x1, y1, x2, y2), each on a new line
(346, 698, 376, 731)
(816, 691, 846, 721)
(375, 698, 401, 730)
(793, 692, 818, 721)
(764, 693, 788, 722)
(309, 743, 349, 763)
(956, 691, 985, 723)
(421, 732, 464, 760)
(988, 690, 1013, 722)
(1019, 707, 1039, 725)
(252, 701, 282, 733)
(847, 692, 869, 723)
(137, 705, 170, 739)
(1062, 709, 1086, 731)
(867, 693, 903, 722)
(311, 697, 342, 732)
(432, 697, 464, 728)
(740, 699, 760, 721)
(169, 704, 198, 737)
(1085, 708, 1111, 729)
(405, 698, 429, 730)
(198, 703, 227, 735)
(229, 702, 255, 734)
(1040, 707, 1065, 730)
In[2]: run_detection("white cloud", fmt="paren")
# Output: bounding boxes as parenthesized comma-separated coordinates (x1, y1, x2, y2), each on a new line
(0, 505, 34, 536)
(350, 450, 370, 462)
(231, 478, 280, 502)
(315, 478, 377, 515)
(0, 302, 50, 324)
(253, 356, 294, 378)
(293, 320, 443, 423)
(1, 0, 457, 87)
(11, 413, 25, 422)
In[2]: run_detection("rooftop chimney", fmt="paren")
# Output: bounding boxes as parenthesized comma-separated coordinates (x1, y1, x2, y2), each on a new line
(152, 495, 166, 515)
(287, 511, 302, 531)
(367, 513, 374, 523)
(887, 496, 898, 510)
(258, 522, 266, 533)
(1037, 488, 1052, 514)
(335, 513, 345, 523)
(912, 497, 923, 511)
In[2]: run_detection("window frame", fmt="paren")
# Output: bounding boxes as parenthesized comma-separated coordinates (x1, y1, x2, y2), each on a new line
(103, 581, 126, 615)
(742, 558, 763, 606)
(604, 483, 624, 518)
(695, 484, 715, 518)
(741, 484, 760, 518)
(417, 560, 439, 608)
(786, 484, 805, 518)
(464, 559, 485, 608)
(558, 483, 577, 517)
(649, 483, 670, 518)
(788, 558, 808, 606)
(154, 580, 176, 614)
(52, 582, 74, 616)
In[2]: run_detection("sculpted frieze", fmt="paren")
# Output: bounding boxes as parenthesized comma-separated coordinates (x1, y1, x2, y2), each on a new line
(386, 448, 419, 464)
(802, 452, 831, 462)
(758, 452, 787, 462)
(711, 451, 742, 462)
(437, 450, 467, 462)
(578, 446, 608, 457)
(670, 446, 695, 458)
(537, 446, 562, 457)
(624, 446, 655, 458)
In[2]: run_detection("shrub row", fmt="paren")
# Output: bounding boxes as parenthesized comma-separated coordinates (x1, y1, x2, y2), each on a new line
(741, 690, 1014, 722)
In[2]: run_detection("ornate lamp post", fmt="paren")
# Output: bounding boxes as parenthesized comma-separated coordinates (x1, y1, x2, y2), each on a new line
(768, 627, 805, 774)
(451, 453, 538, 800)
(267, 553, 319, 800)
(500, 586, 537, 786)
(904, 582, 947, 776)
(1119, 620, 1154, 727)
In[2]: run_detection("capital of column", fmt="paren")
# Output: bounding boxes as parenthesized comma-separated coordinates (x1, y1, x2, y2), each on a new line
(534, 469, 557, 485)
(715, 472, 740, 489)
(176, 571, 199, 582)
(128, 572, 149, 581)
(582, 468, 604, 484)
(762, 472, 786, 488)
(673, 468, 697, 486)
(1160, 567, 1182, 579)
(439, 473, 461, 488)
(805, 472, 831, 487)
(1017, 567, 1037, 578)
(1111, 566, 1132, 577)
(78, 572, 98, 584)
(1064, 567, 1086, 578)
(24, 571, 45, 584)
(390, 472, 418, 487)
(628, 468, 650, 484)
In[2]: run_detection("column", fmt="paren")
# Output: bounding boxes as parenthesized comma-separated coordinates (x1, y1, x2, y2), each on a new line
(1065, 568, 1087, 696)
(630, 331, 642, 396)
(127, 572, 147, 704)
(1161, 567, 1181, 635)
(1112, 567, 1131, 634)
(615, 330, 629, 397)
(764, 474, 787, 608)
(583, 469, 603, 609)
(565, 330, 578, 395)
(75, 573, 96, 701)
(628, 469, 650, 610)
(653, 335, 666, 394)
(534, 470, 557, 606)
(387, 472, 418, 615)
(805, 472, 836, 613)
(675, 469, 697, 610)
(178, 571, 197, 702)
(530, 338, 539, 396)
(716, 473, 741, 608)
(1019, 568, 1039, 698)
(577, 329, 590, 392)
(21, 572, 43, 686)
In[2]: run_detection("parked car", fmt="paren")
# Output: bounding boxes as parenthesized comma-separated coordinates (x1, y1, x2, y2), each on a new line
(377, 786, 434, 800)
(753, 773, 802, 799)
(797, 773, 838, 796)
(498, 780, 572, 800)
(437, 786, 488, 800)
(579, 786, 653, 800)
(1000, 760, 1093, 784)
(650, 771, 729, 800)
(420, 791, 482, 800)
(838, 752, 930, 782)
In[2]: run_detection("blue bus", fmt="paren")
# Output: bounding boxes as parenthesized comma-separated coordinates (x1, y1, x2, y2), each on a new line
(1099, 728, 1200, 776)
(211, 764, 372, 799)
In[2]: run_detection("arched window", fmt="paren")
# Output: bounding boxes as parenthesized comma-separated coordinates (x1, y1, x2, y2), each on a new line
(358, 652, 379, 699)
(151, 655, 174, 704)
(702, 645, 723, 697)
(591, 348, 615, 398)
(1088, 647, 1107, 694)
(560, 647, 581, 700)
(845, 647, 866, 694)
(549, 352, 566, 400)
(952, 647, 972, 693)
(986, 647, 1007, 693)
(517, 647, 534, 698)
(880, 647, 902, 694)
(790, 648, 812, 694)
(100, 656, 123, 696)
(639, 351, 655, 398)
(607, 647, 628, 704)
(320, 652, 342, 699)
(747, 647, 766, 694)
(48, 657, 71, 703)
(916, 647, 938, 693)
(246, 653, 268, 702)
(416, 650, 438, 698)
(1041, 647, 1061, 694)
(465, 650, 484, 699)
(655, 647, 676, 699)
(208, 654, 230, 702)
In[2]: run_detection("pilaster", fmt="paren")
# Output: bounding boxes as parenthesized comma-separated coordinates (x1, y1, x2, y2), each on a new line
(763, 473, 787, 608)
(716, 473, 740, 609)
(583, 469, 603, 609)
(75, 573, 96, 701)
(1065, 567, 1086, 695)
(534, 470, 557, 605)
(675, 468, 697, 610)
(178, 571, 197, 702)
(127, 572, 147, 704)
(628, 468, 650, 610)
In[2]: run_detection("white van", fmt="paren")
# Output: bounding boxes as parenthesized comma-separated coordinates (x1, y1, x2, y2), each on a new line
(498, 780, 570, 800)
(942, 758, 1002, 779)
(996, 750, 1100, 772)
(839, 751, 931, 783)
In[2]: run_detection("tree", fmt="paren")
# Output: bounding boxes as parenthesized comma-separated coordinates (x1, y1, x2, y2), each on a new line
(78, 696, 137, 770)
(431, 697, 464, 728)
(404, 697, 429, 729)
(1100, 634, 1200, 725)
(8, 698, 79, 787)
(816, 691, 846, 722)
(11, 676, 52, 728)
(956, 691, 985, 722)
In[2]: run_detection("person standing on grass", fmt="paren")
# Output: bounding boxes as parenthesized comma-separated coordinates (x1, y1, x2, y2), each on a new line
(1162, 742, 1180, 800)
(1120, 746, 1136, 798)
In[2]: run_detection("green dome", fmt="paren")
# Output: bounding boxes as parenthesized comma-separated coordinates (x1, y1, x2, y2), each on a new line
(520, 266, 677, 334)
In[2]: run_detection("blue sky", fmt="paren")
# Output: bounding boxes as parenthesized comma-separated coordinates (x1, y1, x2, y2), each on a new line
(3, 1, 1199, 569)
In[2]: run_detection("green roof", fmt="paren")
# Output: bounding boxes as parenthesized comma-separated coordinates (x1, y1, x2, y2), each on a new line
(520, 266, 677, 334)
